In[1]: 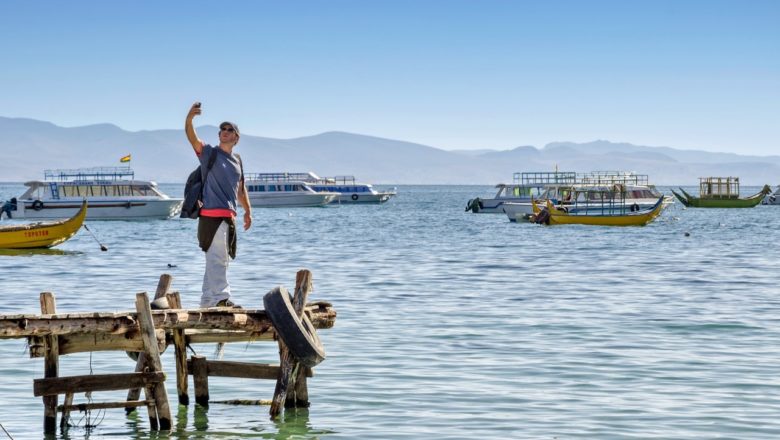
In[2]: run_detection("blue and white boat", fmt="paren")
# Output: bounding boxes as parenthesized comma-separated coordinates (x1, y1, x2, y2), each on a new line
(6, 167, 182, 220)
(246, 172, 396, 204)
(308, 174, 396, 204)
(244, 173, 339, 207)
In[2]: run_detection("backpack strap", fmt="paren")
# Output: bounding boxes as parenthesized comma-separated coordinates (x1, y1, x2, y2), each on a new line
(235, 153, 245, 187)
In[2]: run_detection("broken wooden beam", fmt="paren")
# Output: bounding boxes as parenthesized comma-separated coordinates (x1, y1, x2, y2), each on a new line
(34, 372, 165, 397)
(3, 303, 336, 338)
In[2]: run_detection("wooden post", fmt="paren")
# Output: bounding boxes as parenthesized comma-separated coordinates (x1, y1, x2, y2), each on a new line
(270, 270, 312, 417)
(192, 355, 209, 407)
(60, 392, 73, 429)
(127, 274, 172, 414)
(40, 292, 58, 434)
(168, 292, 189, 405)
(135, 292, 172, 430)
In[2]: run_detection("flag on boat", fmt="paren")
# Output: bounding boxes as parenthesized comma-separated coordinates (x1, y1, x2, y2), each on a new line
(120, 154, 131, 163)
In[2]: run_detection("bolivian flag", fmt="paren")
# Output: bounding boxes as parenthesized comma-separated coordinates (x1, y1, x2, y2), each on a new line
(120, 154, 131, 163)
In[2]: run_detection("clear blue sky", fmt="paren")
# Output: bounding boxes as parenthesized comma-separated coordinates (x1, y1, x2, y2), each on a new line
(1, 0, 778, 154)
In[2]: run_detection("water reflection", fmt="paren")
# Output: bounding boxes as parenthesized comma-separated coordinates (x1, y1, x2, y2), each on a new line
(0, 248, 82, 257)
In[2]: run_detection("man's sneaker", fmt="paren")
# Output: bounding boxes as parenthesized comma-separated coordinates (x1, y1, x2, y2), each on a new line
(215, 299, 242, 309)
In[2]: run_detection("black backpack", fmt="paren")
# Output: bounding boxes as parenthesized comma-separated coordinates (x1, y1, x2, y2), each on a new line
(180, 150, 219, 219)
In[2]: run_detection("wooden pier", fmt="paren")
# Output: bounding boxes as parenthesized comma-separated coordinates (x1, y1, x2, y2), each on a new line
(0, 269, 336, 433)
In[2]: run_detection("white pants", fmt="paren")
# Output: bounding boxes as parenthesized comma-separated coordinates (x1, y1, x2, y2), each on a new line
(201, 221, 230, 307)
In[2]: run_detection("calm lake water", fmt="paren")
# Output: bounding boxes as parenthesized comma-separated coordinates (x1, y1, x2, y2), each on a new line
(1, 183, 780, 439)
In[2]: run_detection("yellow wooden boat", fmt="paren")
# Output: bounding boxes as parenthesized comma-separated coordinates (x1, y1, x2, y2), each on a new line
(0, 200, 86, 249)
(532, 196, 664, 226)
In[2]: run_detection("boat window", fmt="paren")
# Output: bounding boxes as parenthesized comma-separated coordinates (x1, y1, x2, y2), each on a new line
(130, 185, 148, 196)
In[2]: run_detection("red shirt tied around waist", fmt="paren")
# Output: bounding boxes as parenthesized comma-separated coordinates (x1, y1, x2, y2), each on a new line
(185, 101, 253, 308)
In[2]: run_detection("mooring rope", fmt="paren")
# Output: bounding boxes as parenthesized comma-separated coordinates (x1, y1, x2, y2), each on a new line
(0, 421, 14, 439)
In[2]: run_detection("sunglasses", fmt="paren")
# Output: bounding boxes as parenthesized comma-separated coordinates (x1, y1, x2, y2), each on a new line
(220, 127, 236, 133)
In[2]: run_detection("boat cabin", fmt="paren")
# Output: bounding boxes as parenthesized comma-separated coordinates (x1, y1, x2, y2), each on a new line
(699, 177, 740, 199)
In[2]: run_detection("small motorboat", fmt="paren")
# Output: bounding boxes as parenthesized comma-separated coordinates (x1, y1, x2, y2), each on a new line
(0, 200, 87, 249)
(530, 184, 665, 227)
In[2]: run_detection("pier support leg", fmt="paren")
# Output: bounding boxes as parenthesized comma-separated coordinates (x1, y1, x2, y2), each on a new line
(127, 274, 172, 416)
(136, 292, 172, 430)
(271, 270, 312, 417)
(192, 355, 209, 407)
(40, 292, 59, 434)
(60, 392, 74, 430)
(169, 292, 190, 405)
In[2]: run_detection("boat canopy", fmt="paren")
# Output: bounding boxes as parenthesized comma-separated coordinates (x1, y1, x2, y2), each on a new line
(44, 166, 135, 182)
(699, 177, 740, 199)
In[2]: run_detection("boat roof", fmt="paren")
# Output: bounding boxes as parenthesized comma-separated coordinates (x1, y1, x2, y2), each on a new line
(244, 172, 320, 182)
(24, 179, 159, 188)
(512, 171, 577, 185)
(244, 172, 367, 186)
(44, 166, 135, 182)
(579, 171, 649, 186)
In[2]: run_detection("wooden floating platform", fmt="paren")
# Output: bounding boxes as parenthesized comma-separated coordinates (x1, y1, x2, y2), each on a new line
(0, 270, 336, 434)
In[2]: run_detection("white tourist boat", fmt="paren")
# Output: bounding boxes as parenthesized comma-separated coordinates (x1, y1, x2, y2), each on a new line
(244, 173, 339, 207)
(275, 172, 396, 204)
(762, 185, 780, 205)
(503, 171, 670, 222)
(466, 171, 577, 214)
(3, 167, 182, 220)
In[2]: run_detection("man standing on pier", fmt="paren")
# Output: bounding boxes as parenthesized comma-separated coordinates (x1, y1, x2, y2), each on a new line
(185, 102, 252, 308)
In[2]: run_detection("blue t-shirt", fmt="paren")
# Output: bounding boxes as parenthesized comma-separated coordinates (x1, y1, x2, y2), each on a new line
(198, 145, 243, 216)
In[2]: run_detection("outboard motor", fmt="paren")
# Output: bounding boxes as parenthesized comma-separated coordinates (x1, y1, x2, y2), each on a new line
(532, 207, 551, 225)
(465, 197, 483, 213)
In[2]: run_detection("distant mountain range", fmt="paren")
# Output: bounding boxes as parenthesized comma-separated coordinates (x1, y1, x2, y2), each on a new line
(2, 116, 779, 185)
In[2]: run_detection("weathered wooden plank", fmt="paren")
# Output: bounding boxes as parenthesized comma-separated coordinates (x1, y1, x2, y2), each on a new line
(192, 355, 209, 407)
(185, 329, 276, 344)
(136, 292, 172, 430)
(1, 305, 336, 338)
(210, 399, 272, 405)
(271, 270, 312, 418)
(287, 271, 313, 408)
(184, 359, 281, 380)
(40, 292, 58, 434)
(51, 330, 166, 357)
(127, 276, 172, 412)
(168, 292, 189, 405)
(34, 372, 165, 396)
(60, 392, 73, 428)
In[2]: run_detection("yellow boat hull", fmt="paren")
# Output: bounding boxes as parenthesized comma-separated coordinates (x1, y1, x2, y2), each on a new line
(0, 200, 87, 249)
(537, 197, 665, 227)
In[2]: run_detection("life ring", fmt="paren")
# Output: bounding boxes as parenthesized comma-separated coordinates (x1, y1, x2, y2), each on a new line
(351, 194, 359, 201)
(630, 203, 640, 212)
(32, 200, 44, 211)
(263, 286, 325, 368)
